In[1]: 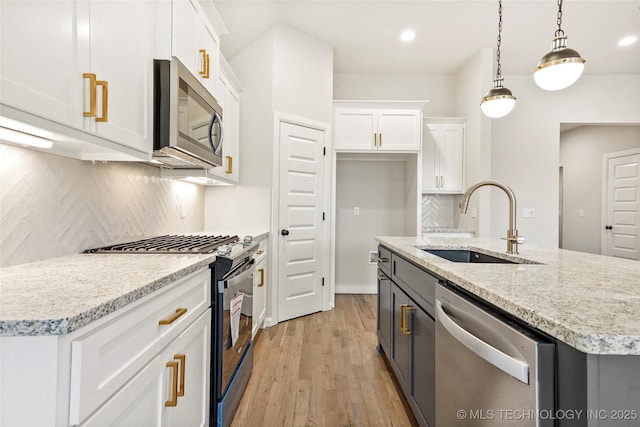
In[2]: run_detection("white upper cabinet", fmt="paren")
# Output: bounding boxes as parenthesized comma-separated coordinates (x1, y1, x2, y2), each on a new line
(422, 123, 465, 193)
(86, 0, 154, 154)
(334, 107, 421, 152)
(207, 60, 241, 184)
(0, 0, 86, 130)
(0, 0, 153, 160)
(171, 0, 221, 94)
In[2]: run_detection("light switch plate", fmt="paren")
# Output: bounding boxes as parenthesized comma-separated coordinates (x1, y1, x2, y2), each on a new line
(522, 208, 535, 218)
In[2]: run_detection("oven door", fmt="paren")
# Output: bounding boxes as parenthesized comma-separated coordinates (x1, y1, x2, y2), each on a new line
(218, 258, 254, 399)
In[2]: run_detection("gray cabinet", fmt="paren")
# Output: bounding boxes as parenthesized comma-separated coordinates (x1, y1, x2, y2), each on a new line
(377, 245, 436, 427)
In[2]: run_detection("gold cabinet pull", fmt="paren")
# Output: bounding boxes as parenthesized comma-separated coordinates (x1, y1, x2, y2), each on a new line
(204, 53, 210, 79)
(95, 80, 108, 122)
(158, 308, 187, 325)
(83, 73, 97, 117)
(165, 361, 179, 407)
(373, 133, 377, 147)
(199, 49, 207, 76)
(400, 304, 414, 335)
(379, 133, 382, 147)
(258, 268, 265, 287)
(225, 156, 233, 174)
(174, 354, 186, 397)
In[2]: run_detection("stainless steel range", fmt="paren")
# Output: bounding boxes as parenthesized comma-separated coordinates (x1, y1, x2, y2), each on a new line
(86, 234, 259, 427)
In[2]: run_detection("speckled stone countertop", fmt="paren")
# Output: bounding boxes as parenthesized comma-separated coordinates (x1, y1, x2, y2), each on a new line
(0, 232, 269, 337)
(422, 227, 475, 234)
(377, 236, 640, 356)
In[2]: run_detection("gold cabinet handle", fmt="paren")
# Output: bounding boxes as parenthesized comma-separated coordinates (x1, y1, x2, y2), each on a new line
(158, 308, 187, 325)
(165, 361, 179, 407)
(258, 268, 265, 287)
(379, 133, 382, 147)
(204, 53, 210, 78)
(378, 257, 389, 262)
(225, 156, 233, 174)
(373, 133, 376, 147)
(83, 73, 97, 117)
(174, 354, 185, 397)
(199, 49, 207, 76)
(440, 176, 444, 189)
(95, 80, 108, 122)
(400, 304, 415, 335)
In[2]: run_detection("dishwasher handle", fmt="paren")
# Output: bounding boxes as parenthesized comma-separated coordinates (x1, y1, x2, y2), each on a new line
(436, 299, 530, 384)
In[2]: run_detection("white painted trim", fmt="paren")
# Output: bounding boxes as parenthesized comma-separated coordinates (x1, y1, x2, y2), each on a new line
(335, 284, 378, 295)
(601, 147, 640, 256)
(272, 111, 333, 323)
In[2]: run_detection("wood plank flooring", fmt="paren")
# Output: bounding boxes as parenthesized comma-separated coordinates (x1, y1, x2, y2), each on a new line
(231, 294, 417, 427)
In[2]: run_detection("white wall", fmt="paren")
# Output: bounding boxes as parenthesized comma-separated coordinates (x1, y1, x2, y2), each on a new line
(491, 74, 640, 248)
(560, 125, 640, 254)
(205, 25, 334, 233)
(0, 143, 204, 267)
(454, 48, 494, 236)
(335, 155, 409, 293)
(333, 73, 456, 116)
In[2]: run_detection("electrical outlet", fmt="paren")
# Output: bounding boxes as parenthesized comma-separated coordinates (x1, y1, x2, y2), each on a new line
(354, 207, 360, 216)
(522, 208, 535, 218)
(369, 251, 378, 264)
(470, 207, 478, 218)
(579, 209, 584, 217)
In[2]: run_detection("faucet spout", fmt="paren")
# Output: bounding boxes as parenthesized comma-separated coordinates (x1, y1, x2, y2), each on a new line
(459, 180, 523, 254)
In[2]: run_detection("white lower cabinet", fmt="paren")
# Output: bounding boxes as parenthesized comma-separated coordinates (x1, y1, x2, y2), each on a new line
(252, 243, 268, 337)
(80, 310, 211, 427)
(0, 268, 211, 427)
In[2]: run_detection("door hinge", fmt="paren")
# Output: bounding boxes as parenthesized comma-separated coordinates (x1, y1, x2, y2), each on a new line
(322, 277, 325, 287)
(323, 146, 326, 156)
(322, 212, 325, 221)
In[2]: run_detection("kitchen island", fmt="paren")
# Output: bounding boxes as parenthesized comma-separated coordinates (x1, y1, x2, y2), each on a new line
(377, 235, 640, 427)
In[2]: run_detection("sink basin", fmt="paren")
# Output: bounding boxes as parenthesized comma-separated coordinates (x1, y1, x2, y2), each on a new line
(422, 249, 518, 264)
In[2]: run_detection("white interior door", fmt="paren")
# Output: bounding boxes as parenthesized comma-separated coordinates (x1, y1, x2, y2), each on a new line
(278, 121, 326, 321)
(603, 151, 640, 260)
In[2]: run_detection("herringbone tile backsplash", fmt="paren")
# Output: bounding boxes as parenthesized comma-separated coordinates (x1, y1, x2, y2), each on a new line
(0, 144, 205, 267)
(421, 194, 455, 229)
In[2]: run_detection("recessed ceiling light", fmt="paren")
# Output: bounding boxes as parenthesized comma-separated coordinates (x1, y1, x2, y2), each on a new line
(618, 35, 638, 46)
(400, 30, 416, 42)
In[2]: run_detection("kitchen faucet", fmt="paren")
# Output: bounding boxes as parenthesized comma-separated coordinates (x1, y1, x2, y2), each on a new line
(459, 180, 524, 254)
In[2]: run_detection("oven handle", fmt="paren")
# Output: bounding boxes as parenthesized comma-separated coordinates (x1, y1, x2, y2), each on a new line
(225, 259, 256, 284)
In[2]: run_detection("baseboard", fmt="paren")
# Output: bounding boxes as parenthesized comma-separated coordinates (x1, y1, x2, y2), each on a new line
(335, 284, 377, 294)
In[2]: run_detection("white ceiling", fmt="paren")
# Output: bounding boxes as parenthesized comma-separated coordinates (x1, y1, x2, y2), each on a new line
(213, 0, 640, 75)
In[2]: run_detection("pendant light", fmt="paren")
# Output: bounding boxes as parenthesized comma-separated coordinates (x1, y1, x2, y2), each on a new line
(480, 0, 516, 119)
(534, 0, 586, 91)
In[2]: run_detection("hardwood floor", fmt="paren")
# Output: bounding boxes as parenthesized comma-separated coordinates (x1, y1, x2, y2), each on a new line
(231, 294, 417, 427)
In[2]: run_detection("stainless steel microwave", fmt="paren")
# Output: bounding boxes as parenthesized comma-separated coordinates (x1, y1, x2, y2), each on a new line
(152, 58, 223, 169)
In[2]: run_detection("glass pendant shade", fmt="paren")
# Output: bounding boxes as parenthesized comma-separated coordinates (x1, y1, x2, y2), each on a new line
(481, 78, 516, 118)
(534, 36, 585, 91)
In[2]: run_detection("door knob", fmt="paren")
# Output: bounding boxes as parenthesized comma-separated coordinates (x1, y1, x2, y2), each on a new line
(605, 225, 613, 230)
(281, 229, 290, 236)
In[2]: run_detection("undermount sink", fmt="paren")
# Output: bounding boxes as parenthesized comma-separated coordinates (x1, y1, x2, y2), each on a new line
(422, 249, 519, 264)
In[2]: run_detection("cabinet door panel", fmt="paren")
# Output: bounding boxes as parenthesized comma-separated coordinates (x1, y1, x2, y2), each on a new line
(377, 110, 421, 151)
(439, 126, 464, 192)
(377, 270, 392, 355)
(411, 307, 436, 427)
(392, 283, 411, 394)
(334, 109, 377, 150)
(162, 310, 211, 427)
(253, 257, 267, 337)
(421, 127, 439, 192)
(172, 0, 200, 77)
(89, 0, 153, 153)
(0, 0, 87, 129)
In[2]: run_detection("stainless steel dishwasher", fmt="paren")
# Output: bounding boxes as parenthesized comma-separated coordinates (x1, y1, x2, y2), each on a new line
(435, 285, 555, 426)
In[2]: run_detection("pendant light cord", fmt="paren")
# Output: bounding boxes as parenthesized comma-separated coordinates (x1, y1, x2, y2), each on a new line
(555, 0, 565, 37)
(496, 0, 503, 79)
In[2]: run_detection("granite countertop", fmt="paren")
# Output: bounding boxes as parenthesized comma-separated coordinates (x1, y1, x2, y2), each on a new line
(422, 227, 475, 234)
(376, 236, 640, 356)
(0, 232, 269, 337)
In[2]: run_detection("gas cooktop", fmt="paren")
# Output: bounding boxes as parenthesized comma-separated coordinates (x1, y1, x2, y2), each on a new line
(84, 234, 239, 254)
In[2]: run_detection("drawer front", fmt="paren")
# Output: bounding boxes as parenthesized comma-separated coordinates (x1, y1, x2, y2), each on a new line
(69, 268, 211, 424)
(392, 254, 438, 317)
(378, 245, 392, 275)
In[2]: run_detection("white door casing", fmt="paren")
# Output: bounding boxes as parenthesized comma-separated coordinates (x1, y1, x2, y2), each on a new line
(274, 116, 330, 323)
(602, 149, 640, 260)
